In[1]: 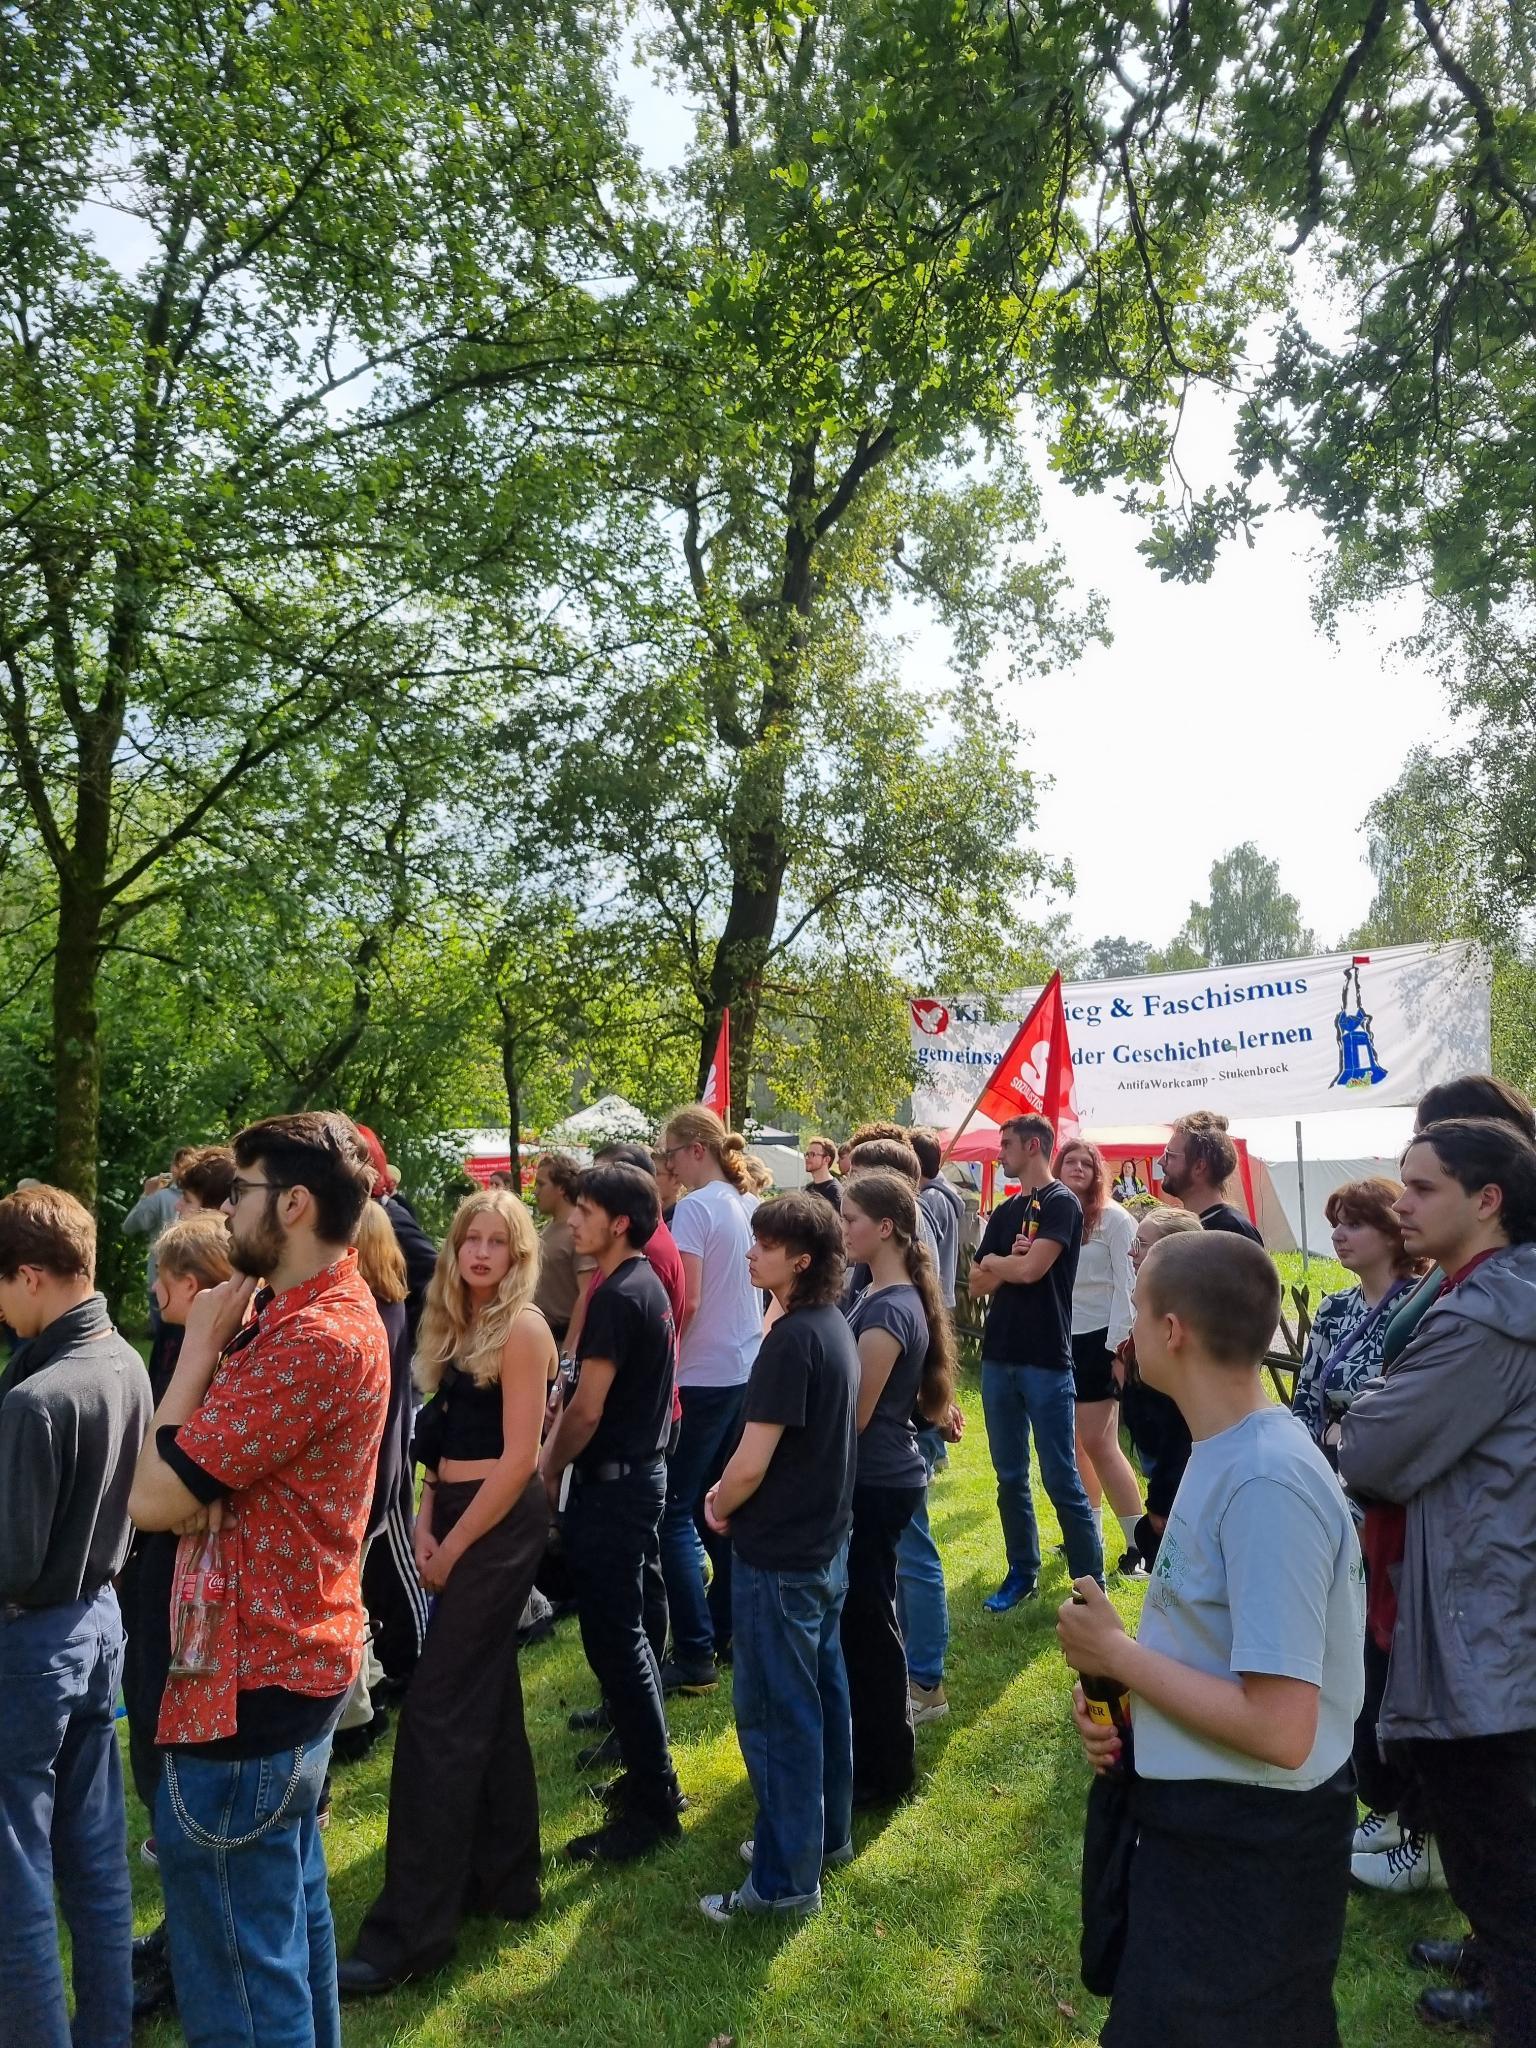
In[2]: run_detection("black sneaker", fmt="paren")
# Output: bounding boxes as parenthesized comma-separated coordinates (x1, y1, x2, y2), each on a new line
(132, 1923, 175, 2021)
(592, 1771, 689, 1816)
(1410, 1940, 1486, 1986)
(330, 1707, 390, 1765)
(576, 1731, 623, 1772)
(566, 1802, 682, 1864)
(1116, 1548, 1150, 1581)
(567, 1702, 611, 1733)
(658, 1657, 717, 1695)
(1416, 1986, 1494, 2031)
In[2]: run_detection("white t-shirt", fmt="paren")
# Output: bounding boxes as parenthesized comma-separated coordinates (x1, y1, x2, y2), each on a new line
(1070, 1199, 1135, 1346)
(1134, 1405, 1365, 1788)
(669, 1180, 762, 1388)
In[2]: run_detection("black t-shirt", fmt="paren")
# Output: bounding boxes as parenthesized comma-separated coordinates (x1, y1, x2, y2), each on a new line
(976, 1181, 1082, 1368)
(729, 1302, 859, 1571)
(1199, 1202, 1264, 1245)
(808, 1177, 843, 1212)
(572, 1256, 675, 1469)
(845, 1282, 927, 1486)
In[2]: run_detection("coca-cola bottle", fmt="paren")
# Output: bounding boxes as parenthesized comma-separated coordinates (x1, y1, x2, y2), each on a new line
(169, 1525, 228, 1677)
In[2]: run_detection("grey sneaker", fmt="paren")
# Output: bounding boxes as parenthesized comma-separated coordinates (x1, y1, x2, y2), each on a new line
(909, 1679, 950, 1726)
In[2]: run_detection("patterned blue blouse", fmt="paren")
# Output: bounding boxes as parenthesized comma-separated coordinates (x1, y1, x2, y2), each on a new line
(1291, 1279, 1413, 1451)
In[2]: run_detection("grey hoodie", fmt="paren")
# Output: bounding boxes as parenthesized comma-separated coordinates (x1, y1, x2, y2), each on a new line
(1339, 1241, 1536, 1742)
(919, 1175, 966, 1308)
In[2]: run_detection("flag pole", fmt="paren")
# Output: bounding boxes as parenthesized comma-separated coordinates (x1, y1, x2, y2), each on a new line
(938, 1015, 1033, 1165)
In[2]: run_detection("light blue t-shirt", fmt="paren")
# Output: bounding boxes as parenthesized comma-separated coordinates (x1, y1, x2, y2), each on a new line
(1134, 1405, 1365, 1789)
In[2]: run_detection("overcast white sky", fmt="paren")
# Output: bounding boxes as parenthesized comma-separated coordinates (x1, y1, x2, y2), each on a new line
(619, 31, 1454, 958)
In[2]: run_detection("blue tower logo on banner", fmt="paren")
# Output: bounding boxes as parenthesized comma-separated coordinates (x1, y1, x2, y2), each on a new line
(1332, 957, 1389, 1090)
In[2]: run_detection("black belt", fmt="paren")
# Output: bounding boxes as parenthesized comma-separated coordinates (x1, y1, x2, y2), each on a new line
(576, 1452, 665, 1484)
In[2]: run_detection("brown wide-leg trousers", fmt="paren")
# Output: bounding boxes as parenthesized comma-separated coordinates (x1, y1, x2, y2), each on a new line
(353, 1474, 549, 1977)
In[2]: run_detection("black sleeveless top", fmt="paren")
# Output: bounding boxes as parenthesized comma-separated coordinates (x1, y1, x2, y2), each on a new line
(412, 1361, 503, 1467)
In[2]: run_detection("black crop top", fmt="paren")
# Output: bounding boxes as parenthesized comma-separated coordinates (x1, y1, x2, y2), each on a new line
(412, 1363, 504, 1466)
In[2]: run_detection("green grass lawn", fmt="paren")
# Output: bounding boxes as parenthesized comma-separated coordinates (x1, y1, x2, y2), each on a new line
(126, 1367, 1458, 2048)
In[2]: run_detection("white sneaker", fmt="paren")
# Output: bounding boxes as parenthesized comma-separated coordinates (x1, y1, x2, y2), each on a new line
(1351, 1808, 1406, 1857)
(1351, 1833, 1446, 1894)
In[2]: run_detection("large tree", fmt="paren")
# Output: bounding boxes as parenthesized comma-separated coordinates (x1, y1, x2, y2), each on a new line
(0, 0, 642, 1199)
(595, 0, 1260, 1103)
(1176, 843, 1317, 967)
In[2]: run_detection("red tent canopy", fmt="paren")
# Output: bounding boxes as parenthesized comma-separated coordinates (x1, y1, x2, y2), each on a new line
(940, 1117, 1259, 1225)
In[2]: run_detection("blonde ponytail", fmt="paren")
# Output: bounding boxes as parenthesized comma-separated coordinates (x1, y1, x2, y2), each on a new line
(661, 1105, 753, 1195)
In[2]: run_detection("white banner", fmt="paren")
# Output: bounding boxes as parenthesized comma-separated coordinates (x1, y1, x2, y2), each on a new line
(910, 942, 1491, 1129)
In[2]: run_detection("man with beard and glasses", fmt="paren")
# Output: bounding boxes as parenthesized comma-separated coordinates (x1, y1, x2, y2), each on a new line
(128, 1112, 388, 2048)
(1158, 1112, 1263, 1243)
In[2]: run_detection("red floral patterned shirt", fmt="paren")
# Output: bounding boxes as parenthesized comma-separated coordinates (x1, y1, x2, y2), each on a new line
(156, 1252, 389, 1746)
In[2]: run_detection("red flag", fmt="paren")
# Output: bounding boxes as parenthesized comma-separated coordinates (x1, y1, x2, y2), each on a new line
(702, 1010, 731, 1127)
(972, 972, 1080, 1138)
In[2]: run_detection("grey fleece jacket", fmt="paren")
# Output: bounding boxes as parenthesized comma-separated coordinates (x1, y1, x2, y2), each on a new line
(1339, 1241, 1536, 1742)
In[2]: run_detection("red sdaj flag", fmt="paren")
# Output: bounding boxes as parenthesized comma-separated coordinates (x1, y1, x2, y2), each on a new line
(972, 971, 1080, 1137)
(702, 1010, 731, 1127)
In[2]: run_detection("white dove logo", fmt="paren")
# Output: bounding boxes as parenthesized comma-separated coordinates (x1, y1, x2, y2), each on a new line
(911, 1001, 949, 1036)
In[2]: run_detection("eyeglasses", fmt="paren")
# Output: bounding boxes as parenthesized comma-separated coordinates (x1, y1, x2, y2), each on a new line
(227, 1177, 295, 1205)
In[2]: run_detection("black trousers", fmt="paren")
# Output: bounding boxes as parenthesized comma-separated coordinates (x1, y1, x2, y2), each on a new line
(1352, 1624, 1416, 1821)
(354, 1475, 548, 1977)
(361, 1467, 429, 1686)
(118, 1532, 177, 1813)
(841, 1482, 923, 1802)
(565, 1459, 676, 1810)
(1102, 1767, 1354, 2048)
(1402, 1730, 1536, 2048)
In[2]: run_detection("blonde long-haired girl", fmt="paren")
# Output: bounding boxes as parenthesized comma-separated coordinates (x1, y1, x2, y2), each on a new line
(1054, 1137, 1145, 1573)
(838, 1169, 957, 1804)
(342, 1189, 556, 1993)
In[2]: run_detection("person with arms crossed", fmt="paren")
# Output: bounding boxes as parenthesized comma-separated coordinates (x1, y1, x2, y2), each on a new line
(698, 1192, 860, 1922)
(128, 1113, 388, 2048)
(541, 1163, 685, 1863)
(1340, 1118, 1536, 2045)
(969, 1114, 1101, 1607)
(0, 1185, 151, 2048)
(1157, 1111, 1262, 1241)
(1059, 1232, 1364, 2048)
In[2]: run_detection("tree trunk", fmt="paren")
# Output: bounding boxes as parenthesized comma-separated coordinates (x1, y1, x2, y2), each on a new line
(697, 820, 787, 1116)
(499, 1021, 524, 1192)
(52, 878, 105, 1206)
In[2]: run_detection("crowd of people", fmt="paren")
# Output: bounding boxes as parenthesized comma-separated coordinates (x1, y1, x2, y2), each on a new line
(0, 1087, 1531, 2048)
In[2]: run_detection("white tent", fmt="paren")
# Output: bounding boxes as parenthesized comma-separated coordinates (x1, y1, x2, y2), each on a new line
(545, 1095, 652, 1145)
(1229, 1108, 1418, 1255)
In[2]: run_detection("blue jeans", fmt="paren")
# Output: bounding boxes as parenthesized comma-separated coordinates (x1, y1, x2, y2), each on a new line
(896, 1427, 949, 1687)
(731, 1548, 853, 1914)
(0, 1587, 131, 2048)
(661, 1383, 746, 1667)
(157, 1729, 338, 2048)
(981, 1360, 1103, 1585)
